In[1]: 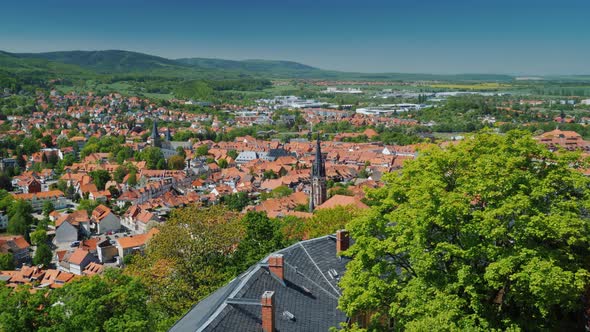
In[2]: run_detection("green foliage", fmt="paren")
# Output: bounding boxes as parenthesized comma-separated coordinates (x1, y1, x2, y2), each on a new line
(113, 165, 129, 183)
(42, 200, 55, 217)
(7, 200, 34, 236)
(33, 243, 52, 267)
(329, 186, 354, 197)
(217, 158, 228, 169)
(30, 229, 47, 246)
(0, 190, 14, 211)
(196, 144, 209, 157)
(232, 212, 288, 272)
(173, 80, 214, 100)
(127, 170, 138, 186)
(78, 199, 99, 216)
(46, 269, 154, 331)
(260, 185, 293, 200)
(220, 192, 251, 212)
(307, 206, 365, 239)
(137, 147, 166, 170)
(126, 205, 244, 324)
(168, 155, 185, 170)
(262, 169, 278, 180)
(0, 285, 51, 331)
(0, 252, 14, 270)
(227, 150, 238, 160)
(340, 130, 590, 331)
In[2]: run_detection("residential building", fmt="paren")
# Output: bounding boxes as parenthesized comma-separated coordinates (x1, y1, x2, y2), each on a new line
(11, 190, 67, 212)
(0, 235, 31, 267)
(58, 248, 96, 275)
(90, 205, 120, 234)
(115, 228, 159, 259)
(54, 210, 90, 244)
(170, 230, 351, 332)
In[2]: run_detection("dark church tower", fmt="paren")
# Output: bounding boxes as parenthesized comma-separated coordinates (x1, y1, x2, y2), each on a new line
(310, 134, 327, 212)
(151, 119, 161, 148)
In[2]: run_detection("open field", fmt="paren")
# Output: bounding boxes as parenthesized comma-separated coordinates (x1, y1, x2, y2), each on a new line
(428, 82, 513, 90)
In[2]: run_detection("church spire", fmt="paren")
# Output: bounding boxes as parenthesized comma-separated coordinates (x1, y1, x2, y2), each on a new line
(151, 119, 161, 148)
(313, 134, 326, 178)
(310, 131, 327, 211)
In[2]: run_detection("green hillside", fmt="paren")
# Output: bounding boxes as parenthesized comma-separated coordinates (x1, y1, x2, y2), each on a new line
(2, 50, 516, 82)
(11, 50, 189, 73)
(0, 51, 90, 76)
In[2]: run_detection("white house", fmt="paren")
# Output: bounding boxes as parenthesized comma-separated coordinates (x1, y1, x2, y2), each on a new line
(58, 248, 96, 275)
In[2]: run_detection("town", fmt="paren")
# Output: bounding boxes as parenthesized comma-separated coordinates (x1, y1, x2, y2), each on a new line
(2, 1, 590, 331)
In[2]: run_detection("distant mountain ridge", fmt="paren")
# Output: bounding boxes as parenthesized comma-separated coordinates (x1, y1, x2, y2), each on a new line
(11, 50, 189, 73)
(1, 49, 517, 81)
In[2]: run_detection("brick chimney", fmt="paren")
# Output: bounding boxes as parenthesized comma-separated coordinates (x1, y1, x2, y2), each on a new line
(268, 254, 284, 280)
(336, 229, 350, 254)
(261, 291, 275, 332)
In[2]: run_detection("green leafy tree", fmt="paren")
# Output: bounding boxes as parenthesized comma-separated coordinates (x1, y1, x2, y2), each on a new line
(232, 211, 288, 272)
(217, 158, 228, 169)
(0, 286, 50, 331)
(262, 169, 278, 180)
(42, 200, 55, 217)
(227, 150, 238, 160)
(176, 146, 186, 158)
(30, 229, 47, 246)
(33, 243, 52, 267)
(127, 170, 138, 186)
(89, 169, 111, 191)
(113, 165, 129, 183)
(196, 144, 209, 157)
(46, 269, 154, 331)
(0, 253, 14, 270)
(138, 147, 165, 170)
(78, 199, 99, 216)
(220, 192, 250, 211)
(340, 131, 590, 331)
(168, 155, 185, 170)
(271, 185, 292, 198)
(7, 200, 34, 236)
(126, 205, 243, 325)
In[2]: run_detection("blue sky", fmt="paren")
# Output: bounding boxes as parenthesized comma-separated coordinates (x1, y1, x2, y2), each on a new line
(1, 0, 589, 74)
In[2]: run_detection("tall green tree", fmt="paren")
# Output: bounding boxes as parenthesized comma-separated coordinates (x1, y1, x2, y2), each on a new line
(33, 243, 52, 267)
(7, 200, 34, 236)
(339, 131, 590, 331)
(232, 211, 288, 272)
(89, 169, 111, 191)
(42, 200, 54, 217)
(0, 253, 14, 270)
(30, 229, 47, 246)
(138, 147, 165, 170)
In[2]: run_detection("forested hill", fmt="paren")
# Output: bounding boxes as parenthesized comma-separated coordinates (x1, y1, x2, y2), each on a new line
(10, 50, 190, 73)
(1, 49, 516, 81)
(176, 57, 326, 78)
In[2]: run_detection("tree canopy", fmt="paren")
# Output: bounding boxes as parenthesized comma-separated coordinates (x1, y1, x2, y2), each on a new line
(340, 130, 590, 331)
(126, 205, 244, 326)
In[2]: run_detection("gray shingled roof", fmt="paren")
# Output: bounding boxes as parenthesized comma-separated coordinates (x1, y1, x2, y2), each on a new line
(170, 234, 350, 332)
